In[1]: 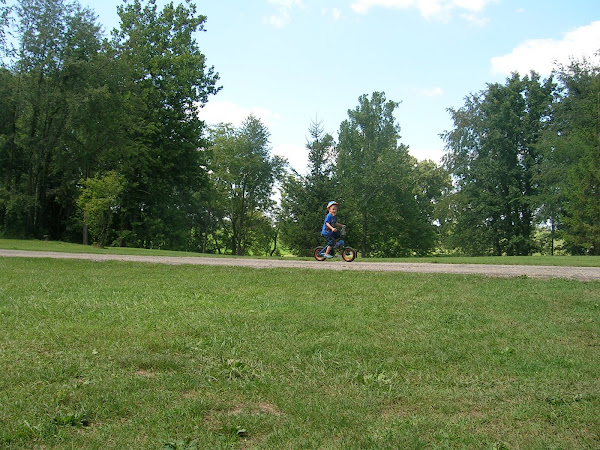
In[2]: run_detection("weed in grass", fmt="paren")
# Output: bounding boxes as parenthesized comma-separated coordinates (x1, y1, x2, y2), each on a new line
(53, 411, 90, 428)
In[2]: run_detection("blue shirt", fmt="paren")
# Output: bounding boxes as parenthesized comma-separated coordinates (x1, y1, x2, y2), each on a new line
(321, 213, 337, 236)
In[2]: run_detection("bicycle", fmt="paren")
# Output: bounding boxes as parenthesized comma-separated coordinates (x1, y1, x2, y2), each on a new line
(313, 226, 357, 262)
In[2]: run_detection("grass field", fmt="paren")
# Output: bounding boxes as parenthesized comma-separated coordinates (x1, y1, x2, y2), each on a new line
(1, 253, 599, 448)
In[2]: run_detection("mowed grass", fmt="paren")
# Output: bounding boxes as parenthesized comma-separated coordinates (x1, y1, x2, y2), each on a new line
(1, 257, 599, 449)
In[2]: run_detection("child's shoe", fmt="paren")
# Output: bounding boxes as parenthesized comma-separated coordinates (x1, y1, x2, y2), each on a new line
(325, 254, 333, 259)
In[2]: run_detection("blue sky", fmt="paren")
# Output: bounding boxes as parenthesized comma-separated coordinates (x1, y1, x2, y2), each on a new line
(20, 0, 600, 172)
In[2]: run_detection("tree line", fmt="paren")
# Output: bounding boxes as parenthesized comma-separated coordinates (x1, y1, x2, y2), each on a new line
(281, 62, 600, 257)
(441, 63, 600, 256)
(1, 0, 598, 256)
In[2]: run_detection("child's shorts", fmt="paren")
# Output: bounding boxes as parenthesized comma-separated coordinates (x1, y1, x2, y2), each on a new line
(322, 231, 341, 247)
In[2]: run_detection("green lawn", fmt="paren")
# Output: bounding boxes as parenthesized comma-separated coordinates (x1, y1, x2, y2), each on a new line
(1, 256, 599, 448)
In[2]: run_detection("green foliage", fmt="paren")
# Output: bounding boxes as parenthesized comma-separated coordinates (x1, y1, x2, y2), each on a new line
(208, 116, 286, 255)
(109, 0, 219, 249)
(443, 72, 556, 255)
(246, 211, 280, 256)
(0, 0, 599, 257)
(538, 58, 600, 255)
(411, 159, 452, 253)
(337, 92, 436, 257)
(0, 0, 105, 240)
(0, 0, 219, 248)
(0, 0, 11, 62)
(76, 171, 125, 247)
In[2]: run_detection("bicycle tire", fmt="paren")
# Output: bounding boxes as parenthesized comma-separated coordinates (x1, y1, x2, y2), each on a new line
(341, 247, 356, 262)
(313, 246, 326, 261)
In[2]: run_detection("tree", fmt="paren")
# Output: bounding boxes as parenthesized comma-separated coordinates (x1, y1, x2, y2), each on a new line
(538, 57, 600, 254)
(209, 116, 286, 255)
(336, 92, 425, 257)
(0, 0, 103, 239)
(76, 171, 125, 247)
(0, 0, 221, 249)
(279, 119, 336, 255)
(442, 73, 555, 255)
(0, 0, 11, 63)
(247, 210, 280, 256)
(411, 159, 452, 253)
(109, 0, 219, 248)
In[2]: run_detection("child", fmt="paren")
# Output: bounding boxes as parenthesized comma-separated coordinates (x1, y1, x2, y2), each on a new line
(321, 201, 345, 259)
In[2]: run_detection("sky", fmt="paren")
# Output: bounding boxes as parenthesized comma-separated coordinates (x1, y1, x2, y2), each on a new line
(20, 0, 600, 173)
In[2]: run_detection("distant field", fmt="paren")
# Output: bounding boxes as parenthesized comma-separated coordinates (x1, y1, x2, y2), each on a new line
(1, 256, 599, 448)
(1, 238, 600, 266)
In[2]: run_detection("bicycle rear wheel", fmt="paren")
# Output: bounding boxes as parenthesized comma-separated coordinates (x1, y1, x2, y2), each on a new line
(313, 246, 326, 261)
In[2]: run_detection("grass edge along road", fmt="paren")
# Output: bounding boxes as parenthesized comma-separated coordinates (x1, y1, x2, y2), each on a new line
(1, 256, 599, 448)
(2, 239, 600, 283)
(3, 248, 600, 281)
(2, 238, 600, 266)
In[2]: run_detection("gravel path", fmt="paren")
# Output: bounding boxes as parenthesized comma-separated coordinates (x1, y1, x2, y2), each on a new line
(2, 249, 600, 281)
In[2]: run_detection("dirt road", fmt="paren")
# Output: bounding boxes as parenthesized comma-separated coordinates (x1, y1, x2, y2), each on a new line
(2, 249, 600, 281)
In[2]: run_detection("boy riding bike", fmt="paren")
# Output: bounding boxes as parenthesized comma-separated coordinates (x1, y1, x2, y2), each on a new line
(320, 201, 345, 259)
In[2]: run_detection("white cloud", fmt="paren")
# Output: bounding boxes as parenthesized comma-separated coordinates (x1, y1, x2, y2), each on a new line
(351, 0, 412, 15)
(418, 0, 450, 19)
(265, 11, 291, 28)
(453, 0, 488, 12)
(197, 101, 280, 128)
(460, 12, 489, 26)
(268, 0, 303, 6)
(418, 86, 444, 97)
(198, 101, 310, 172)
(350, 0, 495, 22)
(408, 146, 445, 163)
(322, 7, 343, 21)
(491, 21, 600, 76)
(265, 0, 304, 28)
(272, 143, 308, 173)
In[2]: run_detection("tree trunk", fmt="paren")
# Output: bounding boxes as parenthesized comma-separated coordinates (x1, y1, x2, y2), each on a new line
(269, 230, 278, 256)
(82, 221, 88, 245)
(550, 219, 555, 256)
(361, 207, 368, 257)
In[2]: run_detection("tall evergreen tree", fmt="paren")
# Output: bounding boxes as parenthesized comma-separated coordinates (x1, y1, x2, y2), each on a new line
(279, 119, 336, 255)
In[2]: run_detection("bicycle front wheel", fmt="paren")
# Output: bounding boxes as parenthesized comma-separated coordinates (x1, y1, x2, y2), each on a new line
(341, 247, 356, 262)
